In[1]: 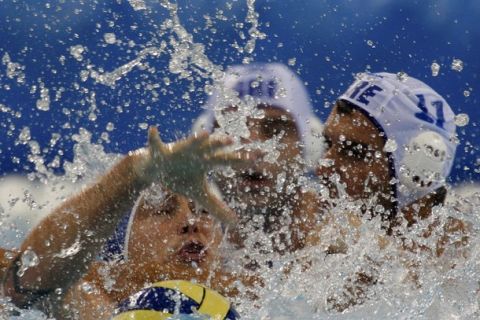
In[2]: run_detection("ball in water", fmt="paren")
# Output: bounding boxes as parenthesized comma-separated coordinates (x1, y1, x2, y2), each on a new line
(111, 280, 240, 319)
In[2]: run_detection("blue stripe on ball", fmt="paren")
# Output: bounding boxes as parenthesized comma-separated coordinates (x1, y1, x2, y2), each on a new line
(115, 287, 200, 315)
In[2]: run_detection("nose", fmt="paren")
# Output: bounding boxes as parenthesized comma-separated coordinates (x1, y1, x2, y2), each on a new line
(180, 214, 200, 234)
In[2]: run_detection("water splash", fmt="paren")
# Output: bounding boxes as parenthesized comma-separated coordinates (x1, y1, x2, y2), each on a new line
(1, 1, 479, 320)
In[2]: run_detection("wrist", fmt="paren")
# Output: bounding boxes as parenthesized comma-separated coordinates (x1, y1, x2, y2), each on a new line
(124, 148, 154, 190)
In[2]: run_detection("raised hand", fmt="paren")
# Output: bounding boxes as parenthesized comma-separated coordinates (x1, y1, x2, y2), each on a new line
(132, 127, 251, 226)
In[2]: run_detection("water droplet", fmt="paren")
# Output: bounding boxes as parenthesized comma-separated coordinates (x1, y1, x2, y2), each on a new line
(383, 139, 398, 152)
(366, 40, 375, 47)
(375, 205, 385, 214)
(454, 113, 469, 127)
(128, 0, 146, 11)
(103, 33, 116, 44)
(318, 158, 334, 168)
(81, 282, 93, 294)
(138, 122, 148, 130)
(18, 127, 31, 144)
(69, 45, 85, 62)
(3, 251, 15, 261)
(276, 87, 287, 98)
(288, 58, 296, 66)
(36, 86, 50, 111)
(17, 249, 39, 277)
(451, 59, 464, 72)
(204, 84, 214, 96)
(463, 90, 470, 97)
(106, 122, 115, 131)
(396, 72, 408, 82)
(431, 62, 440, 77)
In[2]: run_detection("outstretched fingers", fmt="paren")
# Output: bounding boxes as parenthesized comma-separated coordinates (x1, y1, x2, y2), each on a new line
(148, 126, 165, 157)
(209, 148, 262, 169)
(198, 180, 238, 227)
(199, 135, 233, 153)
(187, 131, 210, 148)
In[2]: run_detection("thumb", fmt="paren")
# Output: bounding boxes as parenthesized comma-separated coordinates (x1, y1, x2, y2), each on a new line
(198, 180, 238, 227)
(148, 126, 165, 157)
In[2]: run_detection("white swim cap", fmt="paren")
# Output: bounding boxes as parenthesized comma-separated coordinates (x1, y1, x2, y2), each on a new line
(192, 63, 324, 168)
(339, 72, 457, 209)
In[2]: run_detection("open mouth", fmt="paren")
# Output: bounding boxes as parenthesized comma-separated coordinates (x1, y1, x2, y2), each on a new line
(178, 241, 206, 263)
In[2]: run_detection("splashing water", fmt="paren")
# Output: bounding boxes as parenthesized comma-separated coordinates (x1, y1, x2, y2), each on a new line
(1, 1, 479, 320)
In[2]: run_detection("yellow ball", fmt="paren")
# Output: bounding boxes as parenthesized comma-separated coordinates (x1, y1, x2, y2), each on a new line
(111, 280, 240, 319)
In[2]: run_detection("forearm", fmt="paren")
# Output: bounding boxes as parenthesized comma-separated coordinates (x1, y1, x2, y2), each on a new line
(6, 152, 149, 300)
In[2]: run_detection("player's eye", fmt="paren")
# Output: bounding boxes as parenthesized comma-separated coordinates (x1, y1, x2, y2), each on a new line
(155, 194, 179, 216)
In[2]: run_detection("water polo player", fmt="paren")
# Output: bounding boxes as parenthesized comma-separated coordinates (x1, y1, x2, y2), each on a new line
(315, 72, 470, 311)
(318, 72, 458, 226)
(2, 62, 325, 317)
(191, 63, 324, 252)
(2, 128, 256, 318)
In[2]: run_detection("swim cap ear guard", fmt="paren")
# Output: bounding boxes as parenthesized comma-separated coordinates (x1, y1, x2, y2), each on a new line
(340, 72, 457, 210)
(192, 62, 324, 169)
(400, 131, 449, 191)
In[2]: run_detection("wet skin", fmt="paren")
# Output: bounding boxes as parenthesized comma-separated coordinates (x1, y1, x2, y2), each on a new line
(127, 191, 224, 276)
(214, 105, 303, 215)
(317, 102, 395, 214)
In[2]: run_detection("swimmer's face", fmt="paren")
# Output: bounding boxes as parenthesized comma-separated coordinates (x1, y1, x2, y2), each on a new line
(214, 105, 302, 214)
(317, 101, 394, 213)
(127, 192, 224, 274)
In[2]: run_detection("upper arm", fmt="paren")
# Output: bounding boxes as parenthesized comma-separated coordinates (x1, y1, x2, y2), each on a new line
(62, 266, 116, 320)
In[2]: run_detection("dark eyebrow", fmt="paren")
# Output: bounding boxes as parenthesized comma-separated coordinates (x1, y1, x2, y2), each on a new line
(159, 193, 179, 214)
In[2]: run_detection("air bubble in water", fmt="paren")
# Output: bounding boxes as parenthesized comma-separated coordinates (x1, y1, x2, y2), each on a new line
(454, 113, 469, 127)
(366, 40, 375, 47)
(431, 62, 440, 76)
(288, 58, 296, 66)
(451, 59, 464, 72)
(463, 90, 470, 97)
(383, 139, 398, 152)
(106, 122, 115, 131)
(138, 123, 148, 130)
(103, 33, 116, 44)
